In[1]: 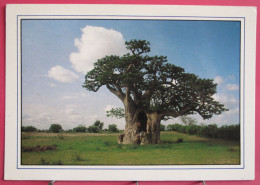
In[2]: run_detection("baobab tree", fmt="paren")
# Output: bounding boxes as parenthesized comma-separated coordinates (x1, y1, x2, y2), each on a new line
(83, 39, 227, 144)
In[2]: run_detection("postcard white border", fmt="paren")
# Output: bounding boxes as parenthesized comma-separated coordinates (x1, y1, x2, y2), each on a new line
(5, 4, 256, 181)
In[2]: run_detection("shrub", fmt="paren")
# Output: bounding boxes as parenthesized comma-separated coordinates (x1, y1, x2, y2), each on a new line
(73, 125, 87, 132)
(21, 126, 37, 132)
(93, 120, 104, 130)
(108, 124, 119, 132)
(87, 125, 100, 133)
(49, 124, 62, 133)
(160, 124, 166, 131)
(167, 123, 240, 141)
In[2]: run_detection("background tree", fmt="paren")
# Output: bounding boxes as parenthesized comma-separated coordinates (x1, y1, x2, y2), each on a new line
(87, 120, 104, 133)
(49, 124, 62, 133)
(21, 126, 37, 132)
(83, 39, 227, 145)
(87, 125, 100, 133)
(73, 125, 87, 132)
(160, 124, 166, 131)
(180, 116, 197, 125)
(93, 120, 104, 130)
(108, 124, 119, 132)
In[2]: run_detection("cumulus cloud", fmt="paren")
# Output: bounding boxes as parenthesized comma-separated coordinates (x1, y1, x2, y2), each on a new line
(70, 26, 128, 74)
(226, 107, 239, 115)
(214, 76, 224, 85)
(213, 93, 238, 109)
(48, 65, 79, 83)
(226, 84, 239, 91)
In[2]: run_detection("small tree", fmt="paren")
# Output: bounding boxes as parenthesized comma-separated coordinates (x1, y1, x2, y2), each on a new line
(108, 124, 119, 132)
(22, 126, 37, 132)
(49, 124, 62, 133)
(93, 120, 104, 130)
(180, 116, 197, 126)
(73, 125, 87, 132)
(87, 125, 100, 133)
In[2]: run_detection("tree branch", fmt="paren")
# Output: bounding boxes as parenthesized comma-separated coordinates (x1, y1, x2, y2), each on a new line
(106, 85, 125, 101)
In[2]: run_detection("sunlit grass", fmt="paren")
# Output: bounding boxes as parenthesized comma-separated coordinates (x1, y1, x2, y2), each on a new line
(21, 131, 240, 165)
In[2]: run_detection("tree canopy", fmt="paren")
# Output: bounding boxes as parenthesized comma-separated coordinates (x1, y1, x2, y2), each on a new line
(83, 39, 227, 121)
(49, 124, 62, 133)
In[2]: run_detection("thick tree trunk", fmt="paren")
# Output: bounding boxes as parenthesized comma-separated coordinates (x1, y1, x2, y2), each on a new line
(117, 102, 162, 145)
(117, 101, 140, 144)
(146, 112, 162, 144)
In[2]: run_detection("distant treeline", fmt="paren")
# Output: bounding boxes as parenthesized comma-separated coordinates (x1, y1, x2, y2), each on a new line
(167, 124, 240, 141)
(22, 120, 120, 134)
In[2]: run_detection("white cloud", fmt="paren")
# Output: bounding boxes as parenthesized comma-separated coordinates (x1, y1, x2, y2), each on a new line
(212, 94, 238, 109)
(48, 65, 79, 83)
(70, 26, 128, 74)
(104, 105, 116, 112)
(226, 84, 239, 91)
(214, 76, 224, 85)
(61, 92, 89, 100)
(48, 83, 57, 87)
(226, 107, 239, 115)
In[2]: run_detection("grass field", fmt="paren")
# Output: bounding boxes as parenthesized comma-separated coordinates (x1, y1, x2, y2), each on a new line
(21, 131, 240, 165)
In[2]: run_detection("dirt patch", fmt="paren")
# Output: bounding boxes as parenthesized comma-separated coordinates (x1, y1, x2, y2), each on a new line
(22, 145, 57, 152)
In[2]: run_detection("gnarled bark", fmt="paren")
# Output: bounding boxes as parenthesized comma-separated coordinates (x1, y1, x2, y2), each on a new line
(118, 107, 162, 145)
(146, 112, 162, 144)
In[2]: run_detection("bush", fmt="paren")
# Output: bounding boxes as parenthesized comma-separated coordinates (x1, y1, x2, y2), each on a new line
(21, 126, 37, 132)
(73, 125, 87, 132)
(87, 125, 100, 133)
(167, 123, 240, 141)
(108, 124, 119, 132)
(93, 120, 104, 130)
(49, 124, 62, 133)
(167, 123, 182, 131)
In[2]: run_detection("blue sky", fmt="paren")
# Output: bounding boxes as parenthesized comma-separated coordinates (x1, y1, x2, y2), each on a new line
(21, 19, 241, 129)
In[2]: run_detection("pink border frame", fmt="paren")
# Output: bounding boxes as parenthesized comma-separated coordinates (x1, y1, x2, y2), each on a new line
(1, 1, 259, 184)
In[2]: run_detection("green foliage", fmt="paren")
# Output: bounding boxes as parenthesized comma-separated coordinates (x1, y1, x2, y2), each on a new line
(167, 123, 240, 141)
(160, 124, 166, 131)
(86, 120, 104, 133)
(21, 126, 37, 132)
(83, 39, 227, 123)
(73, 125, 87, 132)
(180, 116, 196, 125)
(87, 125, 100, 133)
(108, 124, 119, 132)
(106, 108, 125, 119)
(49, 124, 62, 133)
(93, 120, 104, 130)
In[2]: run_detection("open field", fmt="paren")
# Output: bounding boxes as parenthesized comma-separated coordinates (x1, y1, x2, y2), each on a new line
(21, 131, 240, 165)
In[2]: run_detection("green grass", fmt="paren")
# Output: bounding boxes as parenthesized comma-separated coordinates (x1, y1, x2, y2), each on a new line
(21, 131, 240, 165)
